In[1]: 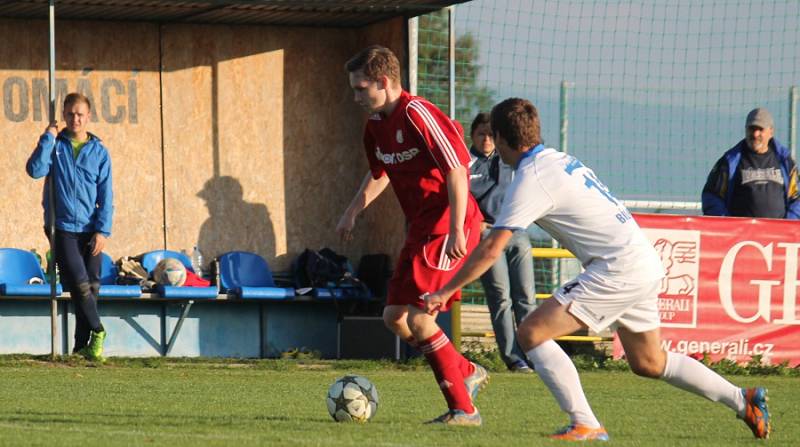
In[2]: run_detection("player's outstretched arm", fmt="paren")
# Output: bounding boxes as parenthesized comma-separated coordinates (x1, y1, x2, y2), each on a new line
(444, 165, 469, 259)
(336, 171, 390, 242)
(424, 228, 513, 314)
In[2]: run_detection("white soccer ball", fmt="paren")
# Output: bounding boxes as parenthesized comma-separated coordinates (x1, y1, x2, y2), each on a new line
(152, 257, 187, 286)
(326, 375, 379, 423)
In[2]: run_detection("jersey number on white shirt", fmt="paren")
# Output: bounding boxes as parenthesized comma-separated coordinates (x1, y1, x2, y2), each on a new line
(564, 156, 632, 224)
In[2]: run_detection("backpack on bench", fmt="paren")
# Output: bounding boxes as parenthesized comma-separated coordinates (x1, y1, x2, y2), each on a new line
(292, 248, 369, 297)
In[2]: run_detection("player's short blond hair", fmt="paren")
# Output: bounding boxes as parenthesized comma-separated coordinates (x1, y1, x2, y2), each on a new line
(345, 45, 401, 84)
(490, 98, 542, 150)
(63, 92, 91, 110)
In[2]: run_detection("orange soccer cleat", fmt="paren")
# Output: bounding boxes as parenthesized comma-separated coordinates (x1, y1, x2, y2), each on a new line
(549, 424, 609, 441)
(740, 387, 771, 439)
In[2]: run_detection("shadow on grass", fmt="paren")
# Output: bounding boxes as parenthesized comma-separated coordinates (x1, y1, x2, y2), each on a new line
(1, 409, 302, 428)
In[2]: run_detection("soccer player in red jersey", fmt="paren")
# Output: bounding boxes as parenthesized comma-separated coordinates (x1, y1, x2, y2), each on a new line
(336, 45, 488, 425)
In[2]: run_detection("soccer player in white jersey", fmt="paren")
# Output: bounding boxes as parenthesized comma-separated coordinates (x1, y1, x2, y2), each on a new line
(424, 98, 771, 441)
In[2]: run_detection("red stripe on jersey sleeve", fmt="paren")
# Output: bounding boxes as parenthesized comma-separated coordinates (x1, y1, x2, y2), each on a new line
(405, 100, 470, 173)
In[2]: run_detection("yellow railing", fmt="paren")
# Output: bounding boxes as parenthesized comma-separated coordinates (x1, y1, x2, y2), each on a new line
(530, 247, 574, 259)
(530, 247, 575, 299)
(458, 246, 612, 345)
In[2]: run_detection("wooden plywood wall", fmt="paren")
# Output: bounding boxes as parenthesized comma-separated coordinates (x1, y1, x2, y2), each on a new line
(0, 16, 407, 271)
(0, 19, 163, 262)
(354, 18, 407, 265)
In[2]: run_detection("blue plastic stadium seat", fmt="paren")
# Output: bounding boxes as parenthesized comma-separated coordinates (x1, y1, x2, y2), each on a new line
(0, 248, 62, 297)
(141, 249, 194, 273)
(141, 250, 218, 299)
(218, 251, 295, 300)
(97, 253, 142, 298)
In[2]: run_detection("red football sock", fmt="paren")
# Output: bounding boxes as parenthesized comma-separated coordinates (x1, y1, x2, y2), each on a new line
(461, 353, 474, 377)
(420, 330, 474, 413)
(420, 336, 471, 376)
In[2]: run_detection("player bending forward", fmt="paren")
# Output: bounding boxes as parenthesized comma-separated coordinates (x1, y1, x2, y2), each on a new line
(336, 45, 488, 425)
(424, 98, 771, 440)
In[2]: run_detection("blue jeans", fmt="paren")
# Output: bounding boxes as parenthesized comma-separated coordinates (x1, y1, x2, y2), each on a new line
(479, 229, 536, 368)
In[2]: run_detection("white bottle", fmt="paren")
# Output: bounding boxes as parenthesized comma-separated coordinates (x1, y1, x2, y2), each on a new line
(192, 246, 204, 276)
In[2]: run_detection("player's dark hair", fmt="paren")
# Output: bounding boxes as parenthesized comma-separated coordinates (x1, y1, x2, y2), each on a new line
(490, 98, 541, 150)
(470, 112, 491, 137)
(345, 45, 401, 83)
(63, 92, 91, 110)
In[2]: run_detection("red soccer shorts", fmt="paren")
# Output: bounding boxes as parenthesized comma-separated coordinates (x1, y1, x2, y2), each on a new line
(386, 222, 480, 312)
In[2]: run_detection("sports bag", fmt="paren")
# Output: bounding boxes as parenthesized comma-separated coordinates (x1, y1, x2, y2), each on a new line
(293, 248, 355, 288)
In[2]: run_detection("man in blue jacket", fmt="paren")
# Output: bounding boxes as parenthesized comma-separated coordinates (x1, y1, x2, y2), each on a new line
(27, 92, 114, 361)
(702, 108, 799, 219)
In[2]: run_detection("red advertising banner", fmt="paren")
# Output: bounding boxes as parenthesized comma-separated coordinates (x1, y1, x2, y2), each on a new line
(612, 213, 800, 366)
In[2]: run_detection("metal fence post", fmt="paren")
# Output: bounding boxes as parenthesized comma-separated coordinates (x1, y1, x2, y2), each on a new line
(408, 16, 418, 96)
(790, 86, 797, 161)
(560, 80, 569, 154)
(553, 80, 572, 289)
(48, 0, 59, 359)
(446, 5, 462, 350)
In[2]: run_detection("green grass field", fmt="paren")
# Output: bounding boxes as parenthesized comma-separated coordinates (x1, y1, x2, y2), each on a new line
(0, 357, 796, 446)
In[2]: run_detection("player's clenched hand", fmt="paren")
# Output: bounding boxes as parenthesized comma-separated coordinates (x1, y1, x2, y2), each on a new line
(421, 292, 446, 315)
(336, 212, 356, 242)
(46, 122, 58, 137)
(445, 229, 467, 259)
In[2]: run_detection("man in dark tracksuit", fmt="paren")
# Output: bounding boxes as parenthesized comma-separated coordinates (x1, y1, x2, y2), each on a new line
(26, 92, 113, 360)
(468, 112, 536, 372)
(702, 107, 800, 219)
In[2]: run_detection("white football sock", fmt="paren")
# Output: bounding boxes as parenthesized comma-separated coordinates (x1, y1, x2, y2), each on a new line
(660, 351, 745, 415)
(526, 340, 601, 428)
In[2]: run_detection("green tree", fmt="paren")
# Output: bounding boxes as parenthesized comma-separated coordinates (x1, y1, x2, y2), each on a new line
(418, 9, 494, 145)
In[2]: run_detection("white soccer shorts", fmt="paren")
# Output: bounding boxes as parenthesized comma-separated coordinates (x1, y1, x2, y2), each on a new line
(552, 270, 661, 333)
